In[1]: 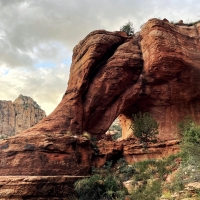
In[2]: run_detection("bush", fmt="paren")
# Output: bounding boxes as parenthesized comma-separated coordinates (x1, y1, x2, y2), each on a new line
(175, 118, 200, 185)
(178, 117, 200, 164)
(74, 175, 103, 200)
(179, 117, 200, 145)
(117, 158, 135, 181)
(112, 132, 122, 140)
(130, 180, 162, 200)
(74, 174, 124, 200)
(0, 135, 8, 140)
(120, 21, 134, 36)
(131, 112, 159, 143)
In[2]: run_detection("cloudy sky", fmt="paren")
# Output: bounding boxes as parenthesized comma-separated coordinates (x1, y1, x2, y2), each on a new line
(0, 0, 199, 115)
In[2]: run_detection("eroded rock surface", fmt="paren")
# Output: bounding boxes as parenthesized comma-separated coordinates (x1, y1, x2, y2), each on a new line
(0, 18, 199, 173)
(0, 176, 86, 199)
(138, 19, 200, 140)
(0, 18, 200, 198)
(0, 133, 92, 175)
(93, 138, 180, 168)
(0, 94, 46, 137)
(23, 30, 143, 138)
(23, 19, 200, 141)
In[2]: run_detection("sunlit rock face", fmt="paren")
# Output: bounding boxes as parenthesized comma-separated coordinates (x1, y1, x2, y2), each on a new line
(0, 94, 46, 137)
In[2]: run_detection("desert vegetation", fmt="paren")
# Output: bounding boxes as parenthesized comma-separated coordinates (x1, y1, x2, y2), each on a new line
(170, 19, 200, 26)
(73, 155, 180, 199)
(108, 122, 122, 140)
(73, 117, 200, 200)
(131, 112, 159, 144)
(120, 21, 134, 36)
(0, 135, 8, 140)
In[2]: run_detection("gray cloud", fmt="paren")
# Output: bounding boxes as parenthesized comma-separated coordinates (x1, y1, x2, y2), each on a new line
(0, 64, 69, 115)
(0, 0, 200, 114)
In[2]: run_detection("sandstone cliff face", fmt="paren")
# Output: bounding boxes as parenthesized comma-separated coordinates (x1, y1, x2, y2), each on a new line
(0, 94, 46, 137)
(0, 19, 200, 175)
(0, 18, 199, 198)
(23, 30, 143, 136)
(138, 19, 200, 140)
(24, 18, 200, 141)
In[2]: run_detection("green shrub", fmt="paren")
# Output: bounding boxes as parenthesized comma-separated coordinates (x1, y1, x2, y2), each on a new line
(130, 180, 162, 200)
(112, 132, 122, 140)
(75, 154, 180, 200)
(131, 156, 179, 197)
(179, 120, 200, 145)
(131, 112, 159, 143)
(0, 135, 8, 140)
(110, 124, 122, 132)
(107, 160, 114, 171)
(168, 118, 200, 193)
(74, 174, 125, 200)
(74, 175, 103, 200)
(120, 21, 134, 36)
(117, 158, 135, 181)
(178, 117, 200, 163)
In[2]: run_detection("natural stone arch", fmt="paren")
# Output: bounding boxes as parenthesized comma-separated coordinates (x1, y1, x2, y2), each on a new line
(0, 18, 200, 179)
(22, 18, 200, 141)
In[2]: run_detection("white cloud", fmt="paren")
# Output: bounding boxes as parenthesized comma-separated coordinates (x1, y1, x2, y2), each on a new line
(0, 64, 69, 115)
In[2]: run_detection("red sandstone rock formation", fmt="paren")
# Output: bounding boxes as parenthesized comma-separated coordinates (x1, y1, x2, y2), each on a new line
(93, 138, 180, 168)
(0, 18, 199, 198)
(23, 30, 143, 137)
(0, 94, 46, 137)
(0, 132, 92, 175)
(0, 18, 200, 177)
(22, 19, 200, 142)
(138, 19, 200, 140)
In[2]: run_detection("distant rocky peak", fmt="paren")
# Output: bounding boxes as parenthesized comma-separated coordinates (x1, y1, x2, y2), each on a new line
(13, 94, 41, 109)
(0, 95, 46, 137)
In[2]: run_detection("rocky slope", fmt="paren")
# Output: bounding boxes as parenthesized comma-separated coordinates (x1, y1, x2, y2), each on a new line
(0, 94, 46, 137)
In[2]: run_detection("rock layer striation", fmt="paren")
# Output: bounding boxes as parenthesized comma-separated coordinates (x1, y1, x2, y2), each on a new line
(0, 133, 92, 175)
(0, 95, 46, 137)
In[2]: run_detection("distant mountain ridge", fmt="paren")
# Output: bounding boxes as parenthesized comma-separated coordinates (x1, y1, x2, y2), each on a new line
(0, 94, 46, 138)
